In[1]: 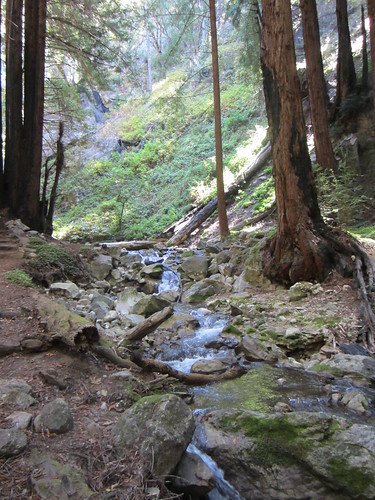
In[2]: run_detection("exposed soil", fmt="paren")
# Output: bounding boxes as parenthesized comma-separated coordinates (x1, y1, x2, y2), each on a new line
(0, 211, 180, 499)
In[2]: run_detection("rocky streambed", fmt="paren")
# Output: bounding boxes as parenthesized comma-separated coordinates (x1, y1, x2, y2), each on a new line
(2, 219, 375, 498)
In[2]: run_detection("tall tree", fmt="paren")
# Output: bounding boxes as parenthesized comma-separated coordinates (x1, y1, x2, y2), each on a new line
(260, 0, 353, 284)
(368, 0, 375, 114)
(332, 0, 357, 118)
(209, 0, 229, 239)
(4, 0, 47, 230)
(0, 1, 3, 204)
(300, 0, 337, 172)
(4, 0, 23, 214)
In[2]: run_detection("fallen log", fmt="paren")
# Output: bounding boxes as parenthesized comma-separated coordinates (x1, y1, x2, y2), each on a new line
(119, 306, 174, 344)
(130, 354, 246, 385)
(167, 141, 272, 246)
(100, 239, 166, 250)
(92, 345, 142, 371)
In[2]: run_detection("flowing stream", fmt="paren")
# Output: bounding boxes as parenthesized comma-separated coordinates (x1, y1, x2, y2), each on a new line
(126, 248, 375, 497)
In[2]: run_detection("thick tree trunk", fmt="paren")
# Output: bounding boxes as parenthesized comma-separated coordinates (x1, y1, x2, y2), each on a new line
(209, 0, 229, 240)
(362, 4, 369, 90)
(260, 0, 346, 285)
(0, 2, 3, 204)
(300, 0, 337, 172)
(368, 0, 375, 114)
(22, 0, 47, 230)
(4, 0, 23, 212)
(332, 0, 357, 118)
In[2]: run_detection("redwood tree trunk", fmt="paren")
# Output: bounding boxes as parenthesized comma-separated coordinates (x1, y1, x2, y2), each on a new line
(4, 0, 23, 212)
(333, 0, 357, 117)
(260, 0, 337, 284)
(368, 0, 375, 114)
(22, 0, 47, 230)
(300, 0, 337, 172)
(209, 0, 229, 239)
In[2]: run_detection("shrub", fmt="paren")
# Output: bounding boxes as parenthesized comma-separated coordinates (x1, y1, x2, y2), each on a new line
(5, 269, 34, 288)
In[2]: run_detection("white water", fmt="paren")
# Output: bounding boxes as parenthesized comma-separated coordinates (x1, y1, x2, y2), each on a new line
(187, 443, 243, 500)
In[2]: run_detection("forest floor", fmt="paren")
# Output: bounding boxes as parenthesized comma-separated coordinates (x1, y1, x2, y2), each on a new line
(0, 207, 374, 499)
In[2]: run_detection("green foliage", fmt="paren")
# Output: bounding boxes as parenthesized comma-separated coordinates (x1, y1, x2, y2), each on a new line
(5, 269, 35, 288)
(315, 164, 372, 227)
(347, 226, 375, 239)
(236, 176, 275, 213)
(27, 237, 82, 281)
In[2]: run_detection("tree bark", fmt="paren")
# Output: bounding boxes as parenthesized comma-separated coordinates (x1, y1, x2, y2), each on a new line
(0, 1, 3, 204)
(4, 0, 23, 212)
(209, 0, 229, 240)
(300, 0, 337, 172)
(22, 0, 47, 230)
(260, 0, 347, 285)
(362, 4, 369, 90)
(368, 0, 375, 116)
(45, 121, 65, 234)
(166, 142, 271, 246)
(332, 0, 357, 118)
(119, 306, 174, 343)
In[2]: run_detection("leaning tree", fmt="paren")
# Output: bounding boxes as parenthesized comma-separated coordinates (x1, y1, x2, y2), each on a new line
(260, 0, 375, 346)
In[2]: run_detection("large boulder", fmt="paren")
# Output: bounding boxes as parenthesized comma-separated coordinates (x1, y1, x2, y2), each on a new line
(172, 447, 215, 496)
(309, 354, 375, 382)
(88, 254, 113, 280)
(131, 295, 171, 317)
(0, 379, 37, 408)
(49, 282, 81, 299)
(181, 255, 209, 281)
(112, 394, 195, 476)
(34, 398, 74, 434)
(30, 451, 93, 499)
(196, 409, 375, 499)
(181, 278, 230, 303)
(116, 288, 145, 316)
(0, 428, 27, 457)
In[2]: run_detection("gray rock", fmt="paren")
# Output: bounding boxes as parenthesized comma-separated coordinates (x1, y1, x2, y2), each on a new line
(140, 263, 164, 279)
(340, 390, 369, 413)
(191, 359, 228, 374)
(181, 278, 230, 303)
(88, 254, 113, 280)
(30, 451, 93, 499)
(49, 282, 80, 299)
(172, 448, 215, 495)
(0, 428, 27, 457)
(218, 262, 234, 277)
(181, 255, 209, 281)
(116, 288, 145, 316)
(34, 398, 73, 434)
(311, 354, 375, 381)
(196, 409, 375, 499)
(216, 250, 231, 265)
(0, 379, 37, 408)
(6, 411, 32, 429)
(112, 394, 195, 476)
(238, 335, 280, 362)
(131, 295, 170, 317)
(288, 281, 322, 301)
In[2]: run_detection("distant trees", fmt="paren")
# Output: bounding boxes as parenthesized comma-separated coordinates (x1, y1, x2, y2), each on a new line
(332, 0, 357, 118)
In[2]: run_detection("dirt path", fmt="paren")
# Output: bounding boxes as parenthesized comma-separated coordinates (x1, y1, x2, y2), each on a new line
(0, 211, 158, 499)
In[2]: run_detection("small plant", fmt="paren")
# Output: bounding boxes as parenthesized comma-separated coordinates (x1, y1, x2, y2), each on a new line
(26, 237, 84, 283)
(5, 269, 34, 288)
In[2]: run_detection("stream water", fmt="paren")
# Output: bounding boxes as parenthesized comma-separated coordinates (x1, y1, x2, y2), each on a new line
(125, 248, 375, 497)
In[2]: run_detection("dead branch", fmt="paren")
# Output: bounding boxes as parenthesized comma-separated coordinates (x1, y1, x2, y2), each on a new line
(92, 345, 142, 371)
(119, 306, 174, 344)
(130, 353, 246, 385)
